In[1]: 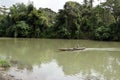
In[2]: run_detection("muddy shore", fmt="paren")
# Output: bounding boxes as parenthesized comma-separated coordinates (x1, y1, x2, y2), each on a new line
(0, 70, 16, 80)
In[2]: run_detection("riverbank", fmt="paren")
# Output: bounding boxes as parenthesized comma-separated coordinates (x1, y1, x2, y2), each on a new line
(0, 59, 16, 80)
(0, 70, 16, 80)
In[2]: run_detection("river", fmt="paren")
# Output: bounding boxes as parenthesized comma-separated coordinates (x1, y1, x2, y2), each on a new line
(0, 38, 120, 80)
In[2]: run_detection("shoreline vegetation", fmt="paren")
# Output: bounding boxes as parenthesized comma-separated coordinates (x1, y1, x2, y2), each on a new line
(0, 59, 15, 80)
(0, 60, 10, 68)
(0, 0, 120, 41)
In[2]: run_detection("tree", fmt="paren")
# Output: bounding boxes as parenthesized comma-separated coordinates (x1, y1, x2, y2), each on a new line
(9, 3, 28, 24)
(0, 14, 11, 36)
(27, 5, 48, 37)
(103, 0, 120, 40)
(6, 21, 30, 37)
(103, 0, 120, 23)
(0, 1, 120, 41)
(89, 0, 93, 8)
(84, 0, 88, 6)
(39, 8, 57, 27)
(94, 26, 111, 40)
(53, 1, 82, 39)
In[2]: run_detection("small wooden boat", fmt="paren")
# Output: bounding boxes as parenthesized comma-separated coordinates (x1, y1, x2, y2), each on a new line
(59, 47, 85, 51)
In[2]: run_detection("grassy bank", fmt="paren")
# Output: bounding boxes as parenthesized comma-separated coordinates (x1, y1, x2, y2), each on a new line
(0, 59, 10, 68)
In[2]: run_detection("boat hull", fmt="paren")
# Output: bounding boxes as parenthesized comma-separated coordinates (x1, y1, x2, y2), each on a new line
(59, 47, 85, 51)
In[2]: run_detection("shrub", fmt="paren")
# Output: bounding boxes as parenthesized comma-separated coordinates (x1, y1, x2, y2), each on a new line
(93, 26, 111, 40)
(0, 60, 10, 68)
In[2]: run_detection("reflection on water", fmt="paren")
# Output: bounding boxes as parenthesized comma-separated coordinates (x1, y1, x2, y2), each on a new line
(8, 60, 64, 80)
(0, 38, 120, 80)
(8, 60, 105, 80)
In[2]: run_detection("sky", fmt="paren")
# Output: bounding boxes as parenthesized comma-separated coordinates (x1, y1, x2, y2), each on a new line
(0, 0, 105, 12)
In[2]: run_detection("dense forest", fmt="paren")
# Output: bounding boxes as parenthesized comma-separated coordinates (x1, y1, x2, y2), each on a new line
(0, 0, 120, 41)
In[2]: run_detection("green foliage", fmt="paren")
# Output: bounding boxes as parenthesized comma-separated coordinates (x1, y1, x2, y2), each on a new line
(26, 4, 50, 38)
(94, 26, 111, 40)
(0, 1, 120, 41)
(39, 8, 57, 27)
(7, 21, 30, 37)
(0, 59, 10, 68)
(9, 3, 28, 23)
(53, 1, 81, 39)
(109, 23, 120, 41)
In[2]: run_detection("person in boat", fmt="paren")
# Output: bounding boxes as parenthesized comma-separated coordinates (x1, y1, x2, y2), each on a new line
(73, 45, 79, 49)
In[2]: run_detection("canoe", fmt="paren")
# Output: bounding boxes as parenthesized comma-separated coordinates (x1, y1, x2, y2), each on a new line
(59, 47, 85, 51)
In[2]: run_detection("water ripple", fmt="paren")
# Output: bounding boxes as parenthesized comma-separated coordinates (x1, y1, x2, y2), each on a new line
(85, 48, 120, 51)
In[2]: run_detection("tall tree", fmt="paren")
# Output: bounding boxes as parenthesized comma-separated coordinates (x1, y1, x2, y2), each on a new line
(39, 8, 56, 27)
(89, 0, 93, 8)
(103, 0, 120, 23)
(84, 0, 88, 6)
(53, 1, 82, 39)
(103, 0, 120, 40)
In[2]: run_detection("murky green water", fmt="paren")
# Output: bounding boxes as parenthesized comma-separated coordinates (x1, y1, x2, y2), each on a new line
(0, 38, 120, 80)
